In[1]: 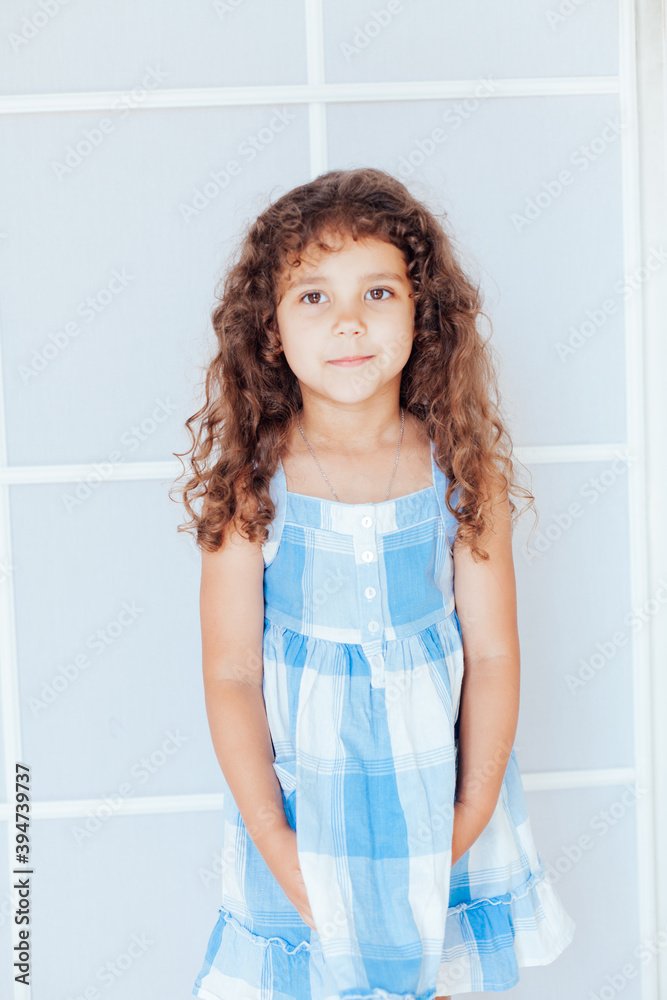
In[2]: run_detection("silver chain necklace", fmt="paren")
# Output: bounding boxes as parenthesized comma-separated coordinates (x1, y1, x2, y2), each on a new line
(296, 407, 405, 503)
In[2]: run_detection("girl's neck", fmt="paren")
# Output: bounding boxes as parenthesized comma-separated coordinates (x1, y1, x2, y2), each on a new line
(281, 410, 433, 505)
(293, 406, 406, 457)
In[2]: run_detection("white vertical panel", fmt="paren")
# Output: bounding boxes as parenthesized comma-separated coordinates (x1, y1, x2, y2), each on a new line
(305, 0, 328, 176)
(619, 1, 659, 996)
(634, 0, 667, 996)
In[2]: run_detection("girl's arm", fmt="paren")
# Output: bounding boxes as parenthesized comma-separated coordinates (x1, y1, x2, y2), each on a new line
(199, 507, 292, 872)
(450, 488, 521, 864)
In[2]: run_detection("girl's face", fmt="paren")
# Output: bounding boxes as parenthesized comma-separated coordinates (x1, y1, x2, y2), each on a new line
(274, 231, 416, 407)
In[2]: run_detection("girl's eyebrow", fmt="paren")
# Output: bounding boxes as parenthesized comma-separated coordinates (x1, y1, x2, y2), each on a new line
(287, 270, 407, 290)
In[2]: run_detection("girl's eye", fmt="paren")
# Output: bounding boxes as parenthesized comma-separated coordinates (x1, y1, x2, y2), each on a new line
(301, 287, 394, 306)
(366, 287, 392, 301)
(301, 291, 329, 305)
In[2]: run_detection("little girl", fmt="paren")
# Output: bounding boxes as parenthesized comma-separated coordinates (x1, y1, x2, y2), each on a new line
(176, 167, 576, 999)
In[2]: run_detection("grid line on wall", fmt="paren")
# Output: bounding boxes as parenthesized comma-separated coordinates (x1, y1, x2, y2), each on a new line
(0, 444, 635, 487)
(0, 76, 620, 117)
(0, 764, 639, 824)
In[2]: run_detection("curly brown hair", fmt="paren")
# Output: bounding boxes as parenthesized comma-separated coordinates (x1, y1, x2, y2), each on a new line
(170, 167, 535, 560)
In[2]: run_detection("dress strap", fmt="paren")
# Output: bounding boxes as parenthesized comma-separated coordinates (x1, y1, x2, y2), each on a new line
(430, 438, 461, 549)
(262, 458, 287, 567)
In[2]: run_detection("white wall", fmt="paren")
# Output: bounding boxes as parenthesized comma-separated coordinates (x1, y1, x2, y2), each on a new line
(0, 1, 662, 998)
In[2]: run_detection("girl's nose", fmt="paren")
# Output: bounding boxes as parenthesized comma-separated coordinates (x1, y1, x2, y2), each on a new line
(332, 311, 366, 336)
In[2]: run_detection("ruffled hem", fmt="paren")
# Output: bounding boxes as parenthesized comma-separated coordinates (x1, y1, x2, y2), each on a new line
(218, 905, 311, 954)
(193, 869, 575, 999)
(436, 868, 576, 994)
(192, 905, 313, 1000)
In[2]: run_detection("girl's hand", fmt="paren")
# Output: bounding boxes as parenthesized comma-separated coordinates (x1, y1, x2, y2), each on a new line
(282, 847, 317, 932)
(258, 825, 317, 931)
(451, 799, 493, 866)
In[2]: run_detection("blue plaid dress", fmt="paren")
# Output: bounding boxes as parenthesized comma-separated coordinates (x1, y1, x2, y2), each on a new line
(193, 438, 575, 999)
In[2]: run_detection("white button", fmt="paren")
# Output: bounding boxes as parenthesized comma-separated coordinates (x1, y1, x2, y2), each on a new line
(361, 515, 373, 527)
(365, 586, 376, 600)
(368, 620, 379, 633)
(362, 550, 374, 562)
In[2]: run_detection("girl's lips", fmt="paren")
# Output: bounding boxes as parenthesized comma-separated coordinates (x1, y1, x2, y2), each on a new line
(328, 356, 374, 367)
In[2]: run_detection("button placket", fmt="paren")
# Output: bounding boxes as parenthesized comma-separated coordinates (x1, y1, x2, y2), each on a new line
(356, 507, 385, 688)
